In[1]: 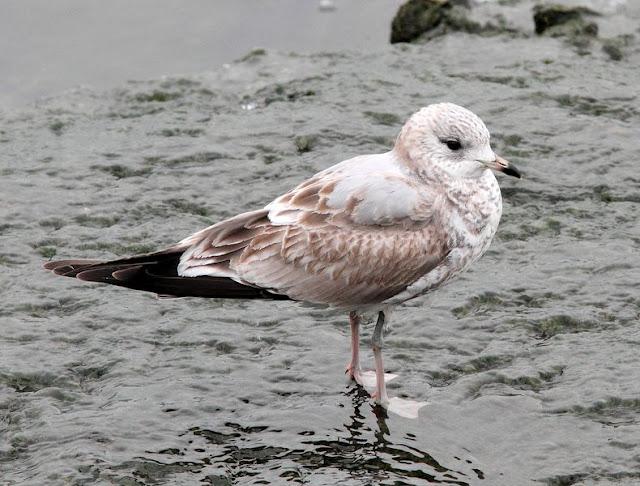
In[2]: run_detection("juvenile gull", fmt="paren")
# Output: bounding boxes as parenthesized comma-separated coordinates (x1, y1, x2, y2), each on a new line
(45, 103, 521, 418)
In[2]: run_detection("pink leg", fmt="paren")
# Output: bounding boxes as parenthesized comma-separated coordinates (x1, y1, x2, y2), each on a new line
(346, 311, 361, 381)
(372, 344, 390, 402)
(347, 311, 397, 389)
(370, 311, 428, 419)
(371, 311, 389, 403)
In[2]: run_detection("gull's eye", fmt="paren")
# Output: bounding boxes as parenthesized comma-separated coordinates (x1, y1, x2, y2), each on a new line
(443, 139, 462, 151)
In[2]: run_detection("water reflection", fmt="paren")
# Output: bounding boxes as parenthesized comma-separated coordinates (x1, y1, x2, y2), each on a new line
(296, 386, 478, 485)
(108, 386, 483, 484)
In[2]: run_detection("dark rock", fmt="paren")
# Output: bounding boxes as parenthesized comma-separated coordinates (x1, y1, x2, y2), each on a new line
(601, 35, 634, 61)
(533, 4, 599, 37)
(390, 0, 475, 44)
(602, 41, 623, 61)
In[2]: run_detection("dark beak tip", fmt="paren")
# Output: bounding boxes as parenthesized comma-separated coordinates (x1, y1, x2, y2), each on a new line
(503, 165, 522, 179)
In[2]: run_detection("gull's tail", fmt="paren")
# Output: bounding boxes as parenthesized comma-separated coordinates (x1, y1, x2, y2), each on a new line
(43, 250, 289, 300)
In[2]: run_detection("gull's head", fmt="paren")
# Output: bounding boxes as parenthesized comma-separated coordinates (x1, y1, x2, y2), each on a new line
(395, 102, 521, 180)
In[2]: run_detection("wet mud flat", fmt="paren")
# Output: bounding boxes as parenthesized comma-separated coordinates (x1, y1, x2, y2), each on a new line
(1, 2, 640, 485)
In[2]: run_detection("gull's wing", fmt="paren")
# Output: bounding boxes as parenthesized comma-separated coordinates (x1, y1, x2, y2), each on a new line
(178, 152, 450, 307)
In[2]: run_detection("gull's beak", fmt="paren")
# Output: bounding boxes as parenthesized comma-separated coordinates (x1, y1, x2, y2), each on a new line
(483, 154, 522, 179)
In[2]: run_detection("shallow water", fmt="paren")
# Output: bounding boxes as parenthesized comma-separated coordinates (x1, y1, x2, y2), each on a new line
(1, 2, 640, 485)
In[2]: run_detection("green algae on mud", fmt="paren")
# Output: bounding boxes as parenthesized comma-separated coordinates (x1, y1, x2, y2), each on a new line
(530, 314, 601, 339)
(93, 163, 153, 179)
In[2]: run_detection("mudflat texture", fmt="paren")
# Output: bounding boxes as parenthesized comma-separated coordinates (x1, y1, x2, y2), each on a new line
(1, 1, 640, 485)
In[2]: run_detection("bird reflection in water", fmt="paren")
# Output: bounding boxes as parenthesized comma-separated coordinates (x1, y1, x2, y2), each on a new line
(109, 386, 484, 484)
(315, 386, 479, 485)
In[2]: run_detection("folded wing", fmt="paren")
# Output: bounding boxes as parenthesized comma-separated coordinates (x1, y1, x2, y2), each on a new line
(178, 153, 450, 307)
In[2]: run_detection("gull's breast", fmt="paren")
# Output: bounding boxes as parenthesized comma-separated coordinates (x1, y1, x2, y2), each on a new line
(385, 171, 503, 305)
(449, 172, 503, 262)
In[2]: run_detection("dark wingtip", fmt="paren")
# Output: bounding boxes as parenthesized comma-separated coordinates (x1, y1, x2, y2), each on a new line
(54, 265, 77, 276)
(44, 259, 103, 276)
(76, 269, 105, 281)
(43, 261, 58, 270)
(112, 265, 143, 281)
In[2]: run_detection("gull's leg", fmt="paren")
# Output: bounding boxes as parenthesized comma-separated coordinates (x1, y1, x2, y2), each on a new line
(370, 310, 428, 419)
(371, 310, 389, 403)
(345, 311, 362, 382)
(346, 311, 397, 388)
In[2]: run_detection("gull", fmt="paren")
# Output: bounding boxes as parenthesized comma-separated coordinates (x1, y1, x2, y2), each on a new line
(45, 103, 521, 418)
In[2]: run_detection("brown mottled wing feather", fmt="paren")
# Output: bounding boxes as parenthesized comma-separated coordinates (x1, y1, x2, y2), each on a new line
(234, 223, 448, 306)
(179, 168, 449, 307)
